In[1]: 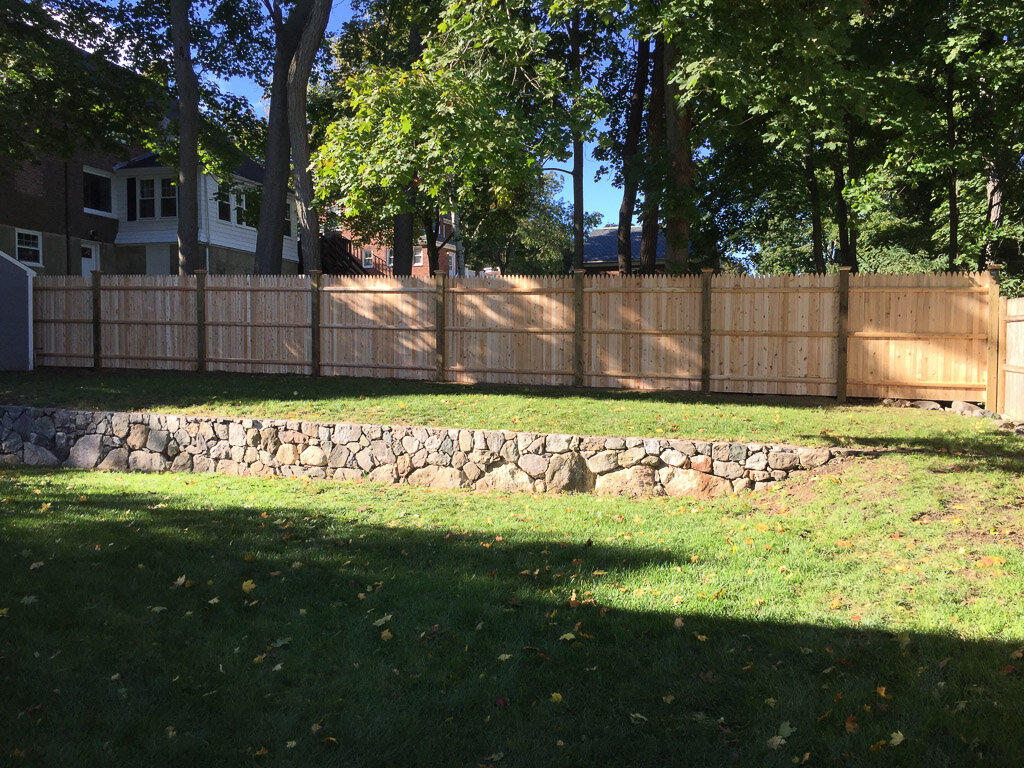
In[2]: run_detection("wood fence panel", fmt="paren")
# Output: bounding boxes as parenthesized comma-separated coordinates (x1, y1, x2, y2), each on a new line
(1003, 296, 1024, 419)
(99, 275, 196, 370)
(320, 275, 435, 380)
(204, 275, 312, 374)
(710, 273, 838, 396)
(33, 276, 93, 367)
(446, 275, 574, 386)
(847, 272, 988, 402)
(584, 274, 702, 390)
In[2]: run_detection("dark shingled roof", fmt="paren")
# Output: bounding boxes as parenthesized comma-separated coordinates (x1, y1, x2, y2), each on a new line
(115, 152, 265, 185)
(583, 226, 666, 266)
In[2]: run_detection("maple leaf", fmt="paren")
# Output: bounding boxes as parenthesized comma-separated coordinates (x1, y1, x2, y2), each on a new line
(549, 692, 563, 703)
(662, 695, 675, 704)
(778, 722, 796, 738)
(766, 735, 786, 750)
(673, 617, 685, 630)
(845, 715, 860, 734)
(380, 629, 393, 641)
(242, 580, 256, 594)
(889, 731, 905, 746)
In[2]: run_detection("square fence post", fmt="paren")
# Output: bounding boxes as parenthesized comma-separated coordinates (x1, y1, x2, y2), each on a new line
(836, 266, 852, 403)
(987, 264, 1003, 412)
(700, 268, 714, 395)
(434, 270, 447, 382)
(195, 270, 207, 373)
(310, 270, 322, 377)
(91, 270, 103, 370)
(573, 268, 586, 387)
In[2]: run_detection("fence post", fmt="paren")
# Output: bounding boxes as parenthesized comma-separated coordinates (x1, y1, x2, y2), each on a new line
(573, 268, 586, 387)
(998, 295, 1008, 416)
(91, 270, 103, 370)
(700, 268, 714, 395)
(195, 270, 207, 373)
(310, 270, 322, 377)
(986, 264, 1002, 412)
(836, 266, 852, 403)
(434, 270, 447, 382)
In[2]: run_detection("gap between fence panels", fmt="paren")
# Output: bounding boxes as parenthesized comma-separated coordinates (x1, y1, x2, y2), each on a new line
(29, 269, 1011, 412)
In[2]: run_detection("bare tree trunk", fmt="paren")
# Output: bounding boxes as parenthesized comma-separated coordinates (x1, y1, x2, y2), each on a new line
(569, 8, 584, 271)
(983, 159, 1004, 269)
(616, 34, 650, 275)
(392, 24, 423, 276)
(662, 40, 694, 274)
(946, 65, 959, 271)
(168, 0, 200, 275)
(833, 162, 856, 271)
(639, 33, 664, 275)
(254, 0, 311, 274)
(287, 0, 331, 273)
(804, 139, 825, 273)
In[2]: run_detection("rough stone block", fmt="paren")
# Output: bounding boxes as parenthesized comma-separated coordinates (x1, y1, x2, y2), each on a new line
(595, 465, 659, 498)
(129, 451, 167, 472)
(767, 451, 800, 470)
(66, 434, 103, 469)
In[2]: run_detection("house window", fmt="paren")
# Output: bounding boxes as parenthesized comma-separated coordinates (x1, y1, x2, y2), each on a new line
(386, 248, 393, 268)
(284, 202, 292, 237)
(83, 171, 112, 214)
(15, 229, 42, 265)
(139, 178, 156, 218)
(235, 190, 252, 227)
(362, 248, 374, 269)
(413, 249, 424, 267)
(160, 178, 177, 217)
(217, 185, 231, 222)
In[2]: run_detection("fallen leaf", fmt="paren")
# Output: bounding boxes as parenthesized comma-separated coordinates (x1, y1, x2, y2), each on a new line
(29, 561, 45, 570)
(845, 715, 860, 734)
(550, 692, 562, 703)
(372, 614, 393, 627)
(778, 721, 796, 738)
(20, 596, 38, 605)
(242, 580, 256, 594)
(171, 574, 185, 588)
(150, 606, 167, 613)
(662, 695, 675, 704)
(889, 731, 905, 746)
(497, 654, 513, 662)
(208, 597, 220, 605)
(629, 712, 648, 723)
(253, 746, 268, 756)
(380, 629, 393, 641)
(766, 735, 786, 750)
(559, 633, 576, 642)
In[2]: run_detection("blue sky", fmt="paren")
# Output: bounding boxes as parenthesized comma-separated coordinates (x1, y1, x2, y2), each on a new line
(216, 1, 623, 226)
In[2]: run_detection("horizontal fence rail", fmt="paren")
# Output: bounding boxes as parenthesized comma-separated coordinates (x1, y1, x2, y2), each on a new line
(32, 268, 1004, 409)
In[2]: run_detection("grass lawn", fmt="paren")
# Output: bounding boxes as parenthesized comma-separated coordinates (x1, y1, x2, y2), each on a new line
(1, 369, 1022, 455)
(3, 446, 1024, 766)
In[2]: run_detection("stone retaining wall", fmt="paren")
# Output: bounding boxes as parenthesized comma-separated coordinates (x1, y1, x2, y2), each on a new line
(0, 405, 844, 499)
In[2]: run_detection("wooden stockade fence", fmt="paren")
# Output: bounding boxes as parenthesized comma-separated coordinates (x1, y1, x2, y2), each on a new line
(1002, 296, 1024, 419)
(33, 268, 1007, 409)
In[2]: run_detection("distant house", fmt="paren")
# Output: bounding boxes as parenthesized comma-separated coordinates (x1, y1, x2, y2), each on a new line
(582, 226, 666, 273)
(1, 151, 300, 276)
(329, 217, 460, 277)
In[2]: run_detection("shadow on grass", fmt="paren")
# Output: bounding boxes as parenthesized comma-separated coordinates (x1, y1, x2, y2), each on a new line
(2, 483, 1022, 767)
(799, 431, 1024, 467)
(0, 368, 844, 413)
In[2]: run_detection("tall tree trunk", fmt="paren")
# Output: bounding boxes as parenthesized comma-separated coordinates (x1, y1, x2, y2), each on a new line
(569, 8, 584, 271)
(168, 0, 200, 275)
(450, 204, 466, 276)
(287, 0, 331, 274)
(639, 33, 665, 275)
(616, 35, 650, 275)
(833, 162, 856, 271)
(422, 212, 441, 274)
(845, 114, 858, 270)
(983, 159, 1004, 270)
(392, 24, 423, 276)
(946, 64, 958, 271)
(662, 40, 694, 274)
(804, 139, 825, 273)
(254, 0, 311, 275)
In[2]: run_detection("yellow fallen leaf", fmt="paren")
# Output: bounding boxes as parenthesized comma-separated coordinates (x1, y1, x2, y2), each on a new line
(208, 597, 220, 605)
(285, 741, 296, 749)
(380, 629, 393, 641)
(550, 692, 563, 703)
(253, 746, 268, 756)
(559, 633, 576, 641)
(662, 695, 675, 704)
(498, 654, 513, 662)
(766, 735, 786, 750)
(372, 614, 393, 627)
(242, 580, 256, 594)
(889, 731, 905, 746)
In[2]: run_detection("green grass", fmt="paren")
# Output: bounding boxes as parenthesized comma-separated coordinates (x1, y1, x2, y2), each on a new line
(3, 451, 1024, 766)
(1, 369, 1022, 455)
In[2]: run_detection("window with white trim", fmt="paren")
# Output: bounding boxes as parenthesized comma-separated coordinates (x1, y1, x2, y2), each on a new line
(15, 229, 42, 265)
(413, 249, 424, 267)
(386, 248, 393, 268)
(83, 171, 112, 214)
(217, 184, 231, 221)
(160, 178, 177, 217)
(284, 202, 292, 237)
(362, 248, 374, 269)
(138, 178, 156, 218)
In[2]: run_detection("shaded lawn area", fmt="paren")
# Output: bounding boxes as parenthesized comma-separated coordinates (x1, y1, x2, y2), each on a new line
(3, 450, 1024, 766)
(1, 369, 1022, 455)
